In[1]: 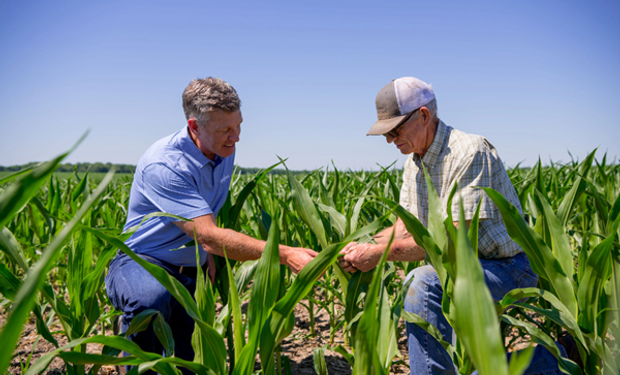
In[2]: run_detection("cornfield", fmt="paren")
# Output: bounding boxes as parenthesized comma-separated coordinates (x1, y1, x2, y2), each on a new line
(0, 147, 619, 375)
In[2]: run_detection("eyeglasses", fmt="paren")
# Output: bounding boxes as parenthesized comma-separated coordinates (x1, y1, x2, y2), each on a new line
(383, 108, 419, 138)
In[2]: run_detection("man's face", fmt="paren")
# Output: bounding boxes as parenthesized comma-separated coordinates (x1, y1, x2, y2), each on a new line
(384, 111, 430, 156)
(192, 109, 242, 160)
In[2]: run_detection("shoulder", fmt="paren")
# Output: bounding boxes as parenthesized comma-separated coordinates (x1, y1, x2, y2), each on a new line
(446, 126, 496, 160)
(143, 131, 195, 169)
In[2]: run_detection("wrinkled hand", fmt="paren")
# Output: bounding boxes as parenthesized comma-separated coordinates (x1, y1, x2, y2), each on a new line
(339, 242, 384, 273)
(285, 247, 319, 274)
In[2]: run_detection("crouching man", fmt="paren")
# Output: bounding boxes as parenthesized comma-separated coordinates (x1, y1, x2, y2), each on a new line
(105, 77, 317, 374)
(339, 77, 580, 375)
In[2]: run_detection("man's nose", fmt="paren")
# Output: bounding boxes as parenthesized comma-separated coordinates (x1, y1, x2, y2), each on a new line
(230, 127, 241, 142)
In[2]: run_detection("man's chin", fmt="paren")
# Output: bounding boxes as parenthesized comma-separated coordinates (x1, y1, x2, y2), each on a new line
(218, 146, 236, 157)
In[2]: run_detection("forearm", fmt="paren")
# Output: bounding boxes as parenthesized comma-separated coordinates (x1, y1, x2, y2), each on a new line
(386, 237, 425, 262)
(192, 223, 296, 266)
(372, 225, 396, 244)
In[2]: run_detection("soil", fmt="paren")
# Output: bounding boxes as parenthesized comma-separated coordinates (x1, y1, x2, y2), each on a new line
(3, 298, 531, 375)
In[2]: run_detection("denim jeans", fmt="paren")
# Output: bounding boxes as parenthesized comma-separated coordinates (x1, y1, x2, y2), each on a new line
(105, 253, 197, 375)
(404, 252, 568, 375)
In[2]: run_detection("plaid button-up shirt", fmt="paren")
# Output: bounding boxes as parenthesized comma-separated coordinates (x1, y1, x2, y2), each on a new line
(399, 120, 523, 259)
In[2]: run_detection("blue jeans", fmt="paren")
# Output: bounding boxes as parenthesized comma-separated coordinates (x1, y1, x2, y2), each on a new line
(404, 252, 568, 375)
(105, 253, 197, 375)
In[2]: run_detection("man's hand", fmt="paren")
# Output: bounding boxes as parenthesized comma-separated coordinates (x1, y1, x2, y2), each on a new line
(339, 242, 384, 273)
(283, 247, 318, 274)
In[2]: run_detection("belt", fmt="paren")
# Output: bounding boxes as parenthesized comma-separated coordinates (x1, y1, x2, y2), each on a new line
(175, 263, 209, 279)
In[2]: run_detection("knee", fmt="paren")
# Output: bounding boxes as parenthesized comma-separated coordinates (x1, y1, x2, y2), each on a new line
(109, 271, 173, 321)
(404, 266, 441, 312)
(129, 283, 172, 320)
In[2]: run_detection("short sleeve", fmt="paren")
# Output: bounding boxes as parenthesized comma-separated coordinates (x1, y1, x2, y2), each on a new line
(448, 151, 494, 220)
(142, 163, 213, 220)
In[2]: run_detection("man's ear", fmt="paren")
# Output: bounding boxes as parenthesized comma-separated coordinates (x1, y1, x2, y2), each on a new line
(188, 118, 198, 133)
(420, 106, 432, 125)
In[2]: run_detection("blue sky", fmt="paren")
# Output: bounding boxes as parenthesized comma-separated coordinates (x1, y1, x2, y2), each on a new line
(1, 0, 619, 170)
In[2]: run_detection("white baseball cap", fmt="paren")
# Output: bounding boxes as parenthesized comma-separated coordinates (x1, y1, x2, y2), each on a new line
(367, 77, 435, 136)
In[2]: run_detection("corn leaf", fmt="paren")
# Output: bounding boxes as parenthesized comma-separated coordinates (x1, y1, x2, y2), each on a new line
(452, 201, 508, 375)
(233, 219, 281, 375)
(0, 169, 111, 375)
(481, 187, 578, 317)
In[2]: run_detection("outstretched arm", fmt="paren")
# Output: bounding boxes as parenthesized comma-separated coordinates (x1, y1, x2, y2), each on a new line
(339, 223, 425, 273)
(174, 214, 317, 274)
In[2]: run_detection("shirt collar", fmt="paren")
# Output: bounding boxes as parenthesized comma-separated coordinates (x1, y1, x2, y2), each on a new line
(414, 120, 447, 168)
(176, 127, 222, 167)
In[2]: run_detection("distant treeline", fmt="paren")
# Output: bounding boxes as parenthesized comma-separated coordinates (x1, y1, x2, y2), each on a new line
(0, 162, 137, 174)
(0, 162, 313, 175)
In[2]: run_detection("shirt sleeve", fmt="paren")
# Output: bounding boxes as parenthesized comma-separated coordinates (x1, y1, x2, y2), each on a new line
(448, 151, 494, 221)
(141, 163, 213, 220)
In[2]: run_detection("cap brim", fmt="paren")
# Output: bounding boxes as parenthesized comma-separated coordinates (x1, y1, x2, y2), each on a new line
(366, 114, 407, 136)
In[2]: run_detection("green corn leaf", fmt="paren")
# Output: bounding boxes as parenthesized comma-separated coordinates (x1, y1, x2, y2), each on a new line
(82, 227, 228, 375)
(313, 346, 328, 375)
(376, 285, 400, 370)
(578, 148, 597, 178)
(233, 220, 281, 375)
(534, 189, 576, 292)
(352, 231, 393, 375)
(153, 312, 175, 358)
(0, 168, 111, 375)
(577, 216, 620, 334)
(501, 315, 582, 375)
(0, 166, 35, 185)
(344, 270, 373, 327)
(421, 164, 447, 260)
(467, 198, 482, 258)
(284, 163, 328, 248)
(452, 201, 508, 375)
(318, 203, 347, 238)
(378, 196, 447, 288)
(32, 304, 59, 347)
(500, 288, 587, 354)
(192, 234, 216, 366)
(0, 227, 29, 271)
(71, 171, 89, 202)
(0, 260, 21, 300)
(226, 160, 284, 231)
(481, 187, 578, 317)
(0, 154, 67, 230)
(333, 344, 355, 367)
(556, 177, 587, 227)
(233, 259, 258, 296)
(124, 309, 159, 337)
(401, 310, 456, 357)
(349, 169, 385, 236)
(508, 346, 535, 375)
(221, 245, 244, 363)
(260, 241, 345, 374)
(79, 244, 117, 326)
(25, 335, 211, 375)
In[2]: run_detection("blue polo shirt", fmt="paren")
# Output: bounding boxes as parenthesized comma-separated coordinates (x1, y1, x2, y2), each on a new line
(123, 126, 234, 267)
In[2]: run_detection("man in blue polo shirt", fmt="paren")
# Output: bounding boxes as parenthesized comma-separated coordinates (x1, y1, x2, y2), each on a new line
(105, 77, 317, 371)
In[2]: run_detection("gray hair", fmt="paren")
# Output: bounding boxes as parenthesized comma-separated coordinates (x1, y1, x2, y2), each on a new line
(411, 98, 438, 122)
(182, 77, 241, 127)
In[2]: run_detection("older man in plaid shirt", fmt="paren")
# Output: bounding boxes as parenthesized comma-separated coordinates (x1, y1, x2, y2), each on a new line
(340, 77, 576, 375)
